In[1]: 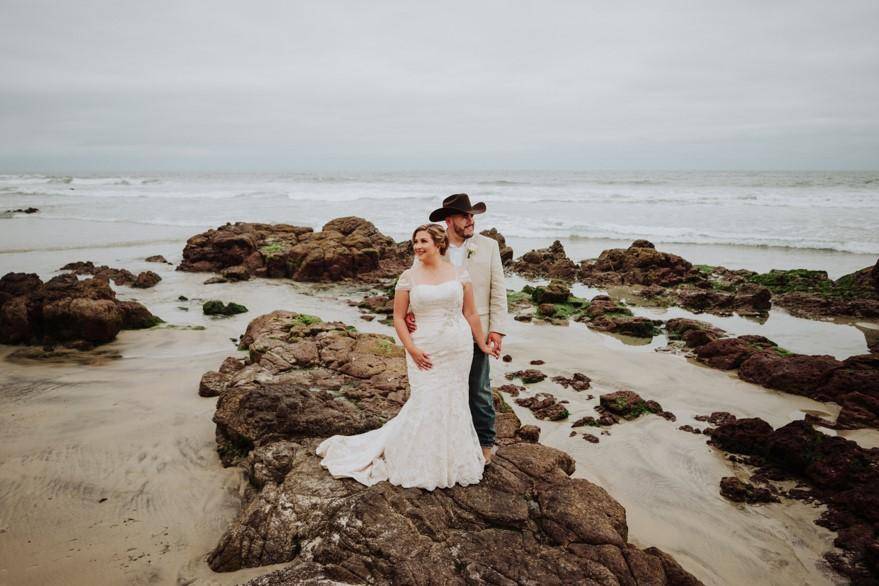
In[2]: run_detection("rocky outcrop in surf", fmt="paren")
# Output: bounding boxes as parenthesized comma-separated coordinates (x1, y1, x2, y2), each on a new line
(509, 240, 578, 280)
(60, 260, 163, 289)
(708, 417, 879, 583)
(579, 240, 696, 288)
(0, 272, 161, 347)
(201, 311, 701, 585)
(178, 217, 410, 283)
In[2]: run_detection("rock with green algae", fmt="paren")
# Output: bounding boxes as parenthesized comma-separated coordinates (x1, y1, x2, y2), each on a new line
(202, 300, 248, 316)
(201, 310, 702, 586)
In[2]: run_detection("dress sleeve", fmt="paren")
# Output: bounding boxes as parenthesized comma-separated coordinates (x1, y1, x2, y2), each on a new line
(395, 269, 412, 291)
(457, 266, 472, 284)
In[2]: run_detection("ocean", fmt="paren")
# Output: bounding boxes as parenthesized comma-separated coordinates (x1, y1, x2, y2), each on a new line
(2, 170, 877, 277)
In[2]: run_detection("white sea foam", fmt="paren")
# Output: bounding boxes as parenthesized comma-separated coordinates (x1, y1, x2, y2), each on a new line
(1, 171, 877, 254)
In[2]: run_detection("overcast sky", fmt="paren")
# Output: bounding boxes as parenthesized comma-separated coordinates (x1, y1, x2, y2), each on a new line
(1, 0, 877, 172)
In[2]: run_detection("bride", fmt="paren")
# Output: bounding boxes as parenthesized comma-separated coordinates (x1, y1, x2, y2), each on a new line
(316, 223, 499, 490)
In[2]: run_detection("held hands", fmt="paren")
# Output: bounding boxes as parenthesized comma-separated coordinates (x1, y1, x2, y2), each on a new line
(487, 332, 503, 355)
(408, 346, 432, 370)
(405, 312, 417, 333)
(479, 339, 501, 359)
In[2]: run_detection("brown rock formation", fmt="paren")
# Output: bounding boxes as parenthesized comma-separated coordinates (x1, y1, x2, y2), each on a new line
(515, 392, 570, 420)
(596, 390, 675, 423)
(709, 418, 879, 582)
(719, 477, 780, 504)
(510, 240, 578, 280)
(178, 217, 410, 283)
(480, 227, 514, 266)
(60, 260, 137, 286)
(0, 272, 160, 346)
(204, 311, 701, 585)
(693, 335, 777, 370)
(132, 270, 161, 288)
(579, 240, 696, 287)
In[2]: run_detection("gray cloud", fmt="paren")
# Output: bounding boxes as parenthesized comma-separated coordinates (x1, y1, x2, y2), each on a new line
(1, 0, 877, 171)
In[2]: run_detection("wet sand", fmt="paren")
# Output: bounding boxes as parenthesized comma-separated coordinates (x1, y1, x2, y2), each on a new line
(1, 219, 877, 585)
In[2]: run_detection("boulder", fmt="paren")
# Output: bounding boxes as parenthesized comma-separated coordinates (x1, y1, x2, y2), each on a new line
(580, 242, 696, 287)
(203, 311, 700, 585)
(506, 369, 547, 384)
(480, 228, 514, 266)
(0, 272, 160, 346)
(60, 260, 137, 286)
(178, 217, 409, 283)
(132, 270, 161, 288)
(598, 390, 671, 422)
(515, 392, 569, 420)
(719, 477, 779, 504)
(694, 336, 776, 370)
(709, 418, 879, 582)
(510, 241, 578, 280)
(203, 300, 248, 316)
(709, 418, 773, 455)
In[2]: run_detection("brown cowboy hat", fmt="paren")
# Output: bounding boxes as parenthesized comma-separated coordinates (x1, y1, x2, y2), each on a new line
(428, 193, 487, 222)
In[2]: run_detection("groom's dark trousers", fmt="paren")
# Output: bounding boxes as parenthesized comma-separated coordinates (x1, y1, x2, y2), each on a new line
(469, 343, 495, 447)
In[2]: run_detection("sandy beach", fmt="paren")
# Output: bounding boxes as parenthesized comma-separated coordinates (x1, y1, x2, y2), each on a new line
(2, 213, 877, 585)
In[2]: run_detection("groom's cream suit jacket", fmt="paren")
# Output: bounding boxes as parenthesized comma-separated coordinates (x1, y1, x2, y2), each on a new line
(445, 233, 509, 336)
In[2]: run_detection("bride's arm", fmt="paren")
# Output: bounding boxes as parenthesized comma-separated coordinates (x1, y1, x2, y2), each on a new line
(462, 282, 499, 358)
(393, 289, 432, 370)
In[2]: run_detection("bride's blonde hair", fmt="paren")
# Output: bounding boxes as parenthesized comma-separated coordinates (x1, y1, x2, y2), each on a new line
(412, 223, 449, 255)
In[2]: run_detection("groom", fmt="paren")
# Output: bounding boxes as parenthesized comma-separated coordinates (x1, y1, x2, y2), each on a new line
(408, 193, 509, 463)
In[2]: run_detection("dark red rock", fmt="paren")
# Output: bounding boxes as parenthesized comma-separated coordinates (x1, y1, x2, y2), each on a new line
(495, 384, 525, 397)
(583, 433, 600, 443)
(552, 372, 591, 391)
(739, 352, 842, 394)
(694, 412, 737, 426)
(515, 424, 540, 442)
(580, 243, 695, 288)
(199, 371, 226, 397)
(719, 477, 780, 504)
(572, 416, 599, 428)
(178, 217, 409, 283)
(515, 393, 569, 420)
(132, 270, 162, 288)
(598, 390, 665, 421)
(510, 240, 578, 280)
(506, 369, 547, 384)
(0, 272, 159, 346)
(694, 336, 775, 370)
(709, 418, 773, 455)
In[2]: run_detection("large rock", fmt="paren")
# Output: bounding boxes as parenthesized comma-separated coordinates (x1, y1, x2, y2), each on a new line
(751, 266, 879, 319)
(178, 217, 409, 283)
(480, 228, 514, 266)
(693, 335, 776, 370)
(510, 240, 578, 280)
(579, 241, 696, 287)
(709, 418, 879, 582)
(60, 260, 137, 286)
(0, 272, 161, 346)
(737, 352, 879, 429)
(204, 311, 701, 585)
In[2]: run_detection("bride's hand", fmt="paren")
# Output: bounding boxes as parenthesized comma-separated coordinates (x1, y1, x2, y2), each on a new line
(409, 346, 432, 370)
(479, 340, 500, 359)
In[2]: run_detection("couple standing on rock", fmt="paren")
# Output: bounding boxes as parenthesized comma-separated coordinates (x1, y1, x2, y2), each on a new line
(317, 193, 510, 490)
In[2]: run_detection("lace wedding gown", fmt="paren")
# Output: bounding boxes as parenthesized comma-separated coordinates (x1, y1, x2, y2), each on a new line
(316, 265, 485, 491)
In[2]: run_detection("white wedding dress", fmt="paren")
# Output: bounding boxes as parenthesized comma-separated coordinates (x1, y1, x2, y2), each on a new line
(316, 265, 485, 491)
